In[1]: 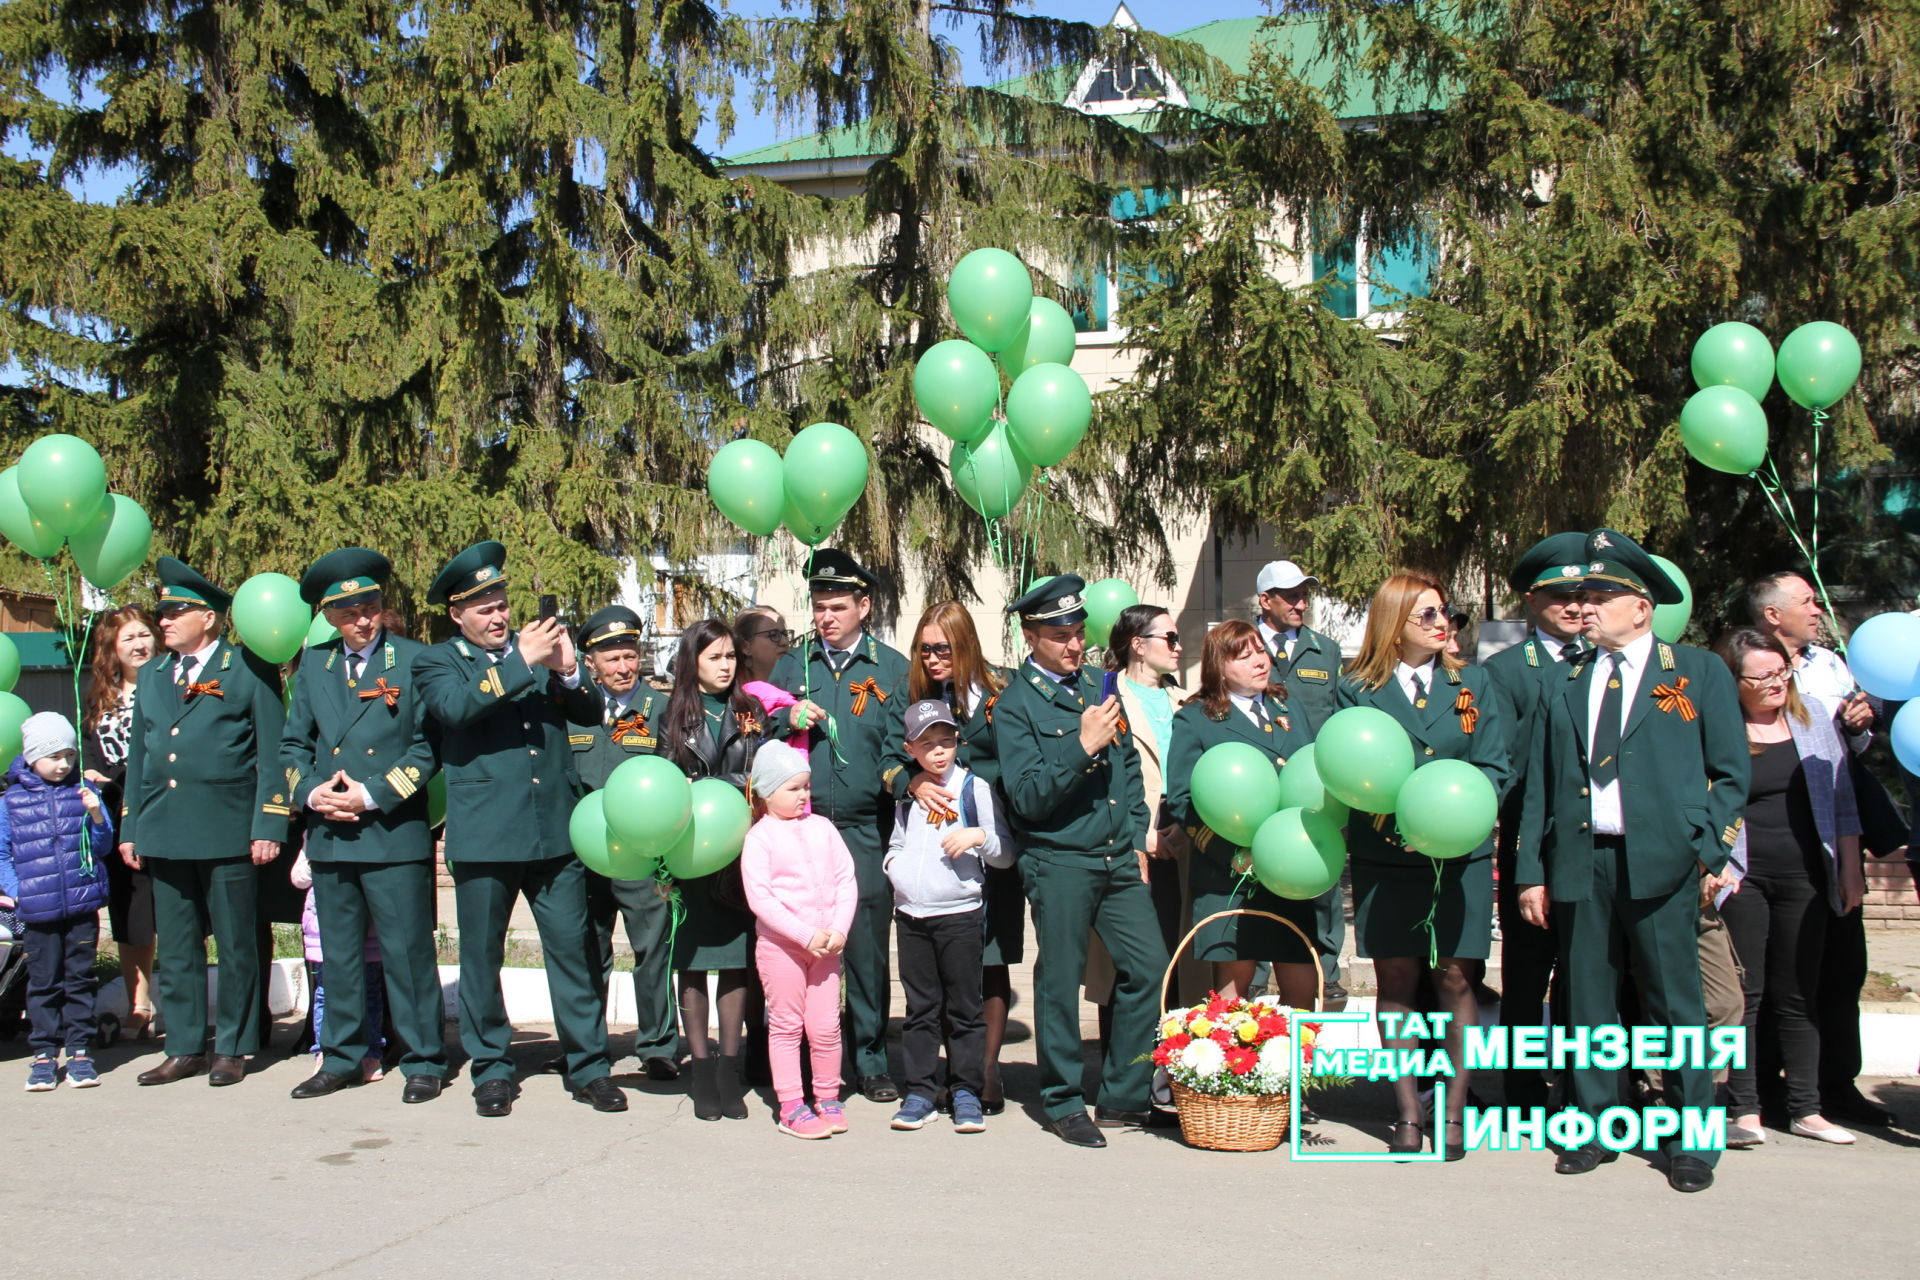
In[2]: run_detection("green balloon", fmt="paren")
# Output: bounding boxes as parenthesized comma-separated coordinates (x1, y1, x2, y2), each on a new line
(18, 433, 107, 536)
(1190, 740, 1283, 846)
(604, 753, 693, 845)
(1082, 577, 1139, 648)
(1315, 706, 1416, 814)
(231, 572, 311, 664)
(1273, 743, 1351, 825)
(1776, 320, 1862, 410)
(1251, 807, 1347, 900)
(949, 422, 1033, 520)
(998, 297, 1078, 376)
(1393, 758, 1497, 859)
(665, 778, 752, 879)
(784, 422, 869, 530)
(569, 790, 619, 875)
(708, 438, 787, 537)
(0, 691, 29, 760)
(947, 248, 1034, 354)
(1678, 385, 1768, 475)
(1690, 322, 1774, 402)
(782, 492, 834, 546)
(913, 340, 1001, 443)
(306, 612, 341, 647)
(1651, 553, 1693, 643)
(426, 770, 447, 829)
(0, 466, 63, 558)
(605, 826, 661, 880)
(0, 632, 18, 693)
(69, 494, 152, 590)
(1004, 362, 1092, 468)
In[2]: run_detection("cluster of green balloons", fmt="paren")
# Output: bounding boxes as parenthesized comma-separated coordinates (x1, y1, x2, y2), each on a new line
(708, 422, 870, 546)
(1316, 706, 1497, 861)
(574, 755, 752, 881)
(0, 632, 25, 758)
(914, 249, 1094, 521)
(1188, 739, 1350, 901)
(1083, 577, 1138, 648)
(1681, 321, 1862, 475)
(0, 435, 153, 590)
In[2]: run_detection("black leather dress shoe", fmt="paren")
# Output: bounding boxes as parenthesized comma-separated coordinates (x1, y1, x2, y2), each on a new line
(642, 1056, 680, 1081)
(208, 1055, 247, 1086)
(137, 1054, 206, 1086)
(1667, 1155, 1714, 1193)
(290, 1070, 358, 1100)
(1049, 1111, 1108, 1148)
(1093, 1106, 1180, 1130)
(403, 1075, 445, 1104)
(1553, 1146, 1619, 1175)
(575, 1077, 629, 1113)
(473, 1079, 517, 1118)
(858, 1074, 901, 1103)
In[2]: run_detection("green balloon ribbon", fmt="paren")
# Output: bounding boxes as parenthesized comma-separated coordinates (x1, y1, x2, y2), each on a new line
(1414, 856, 1444, 969)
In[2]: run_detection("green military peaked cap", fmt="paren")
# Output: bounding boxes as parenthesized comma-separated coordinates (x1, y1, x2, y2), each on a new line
(427, 541, 509, 607)
(1507, 531, 1592, 596)
(1581, 529, 1683, 605)
(1008, 573, 1088, 625)
(155, 556, 233, 613)
(804, 548, 878, 595)
(301, 548, 392, 609)
(579, 605, 644, 652)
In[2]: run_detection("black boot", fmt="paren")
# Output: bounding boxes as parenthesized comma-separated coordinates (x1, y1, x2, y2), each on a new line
(744, 1020, 773, 1087)
(688, 1057, 723, 1121)
(718, 1054, 750, 1120)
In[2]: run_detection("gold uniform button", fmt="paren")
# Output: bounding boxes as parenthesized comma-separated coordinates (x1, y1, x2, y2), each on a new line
(523, 722, 533, 731)
(367, 748, 376, 755)
(167, 779, 177, 789)
(169, 727, 179, 737)
(531, 777, 541, 785)
(167, 753, 177, 763)
(1424, 747, 1435, 756)
(529, 748, 539, 756)
(1579, 822, 1590, 831)
(1579, 787, 1590, 797)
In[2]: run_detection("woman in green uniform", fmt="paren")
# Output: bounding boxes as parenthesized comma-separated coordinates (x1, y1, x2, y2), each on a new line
(1336, 572, 1508, 1159)
(1165, 619, 1317, 1006)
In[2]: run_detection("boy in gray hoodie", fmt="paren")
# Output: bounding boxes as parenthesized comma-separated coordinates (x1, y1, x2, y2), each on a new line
(883, 700, 1012, 1131)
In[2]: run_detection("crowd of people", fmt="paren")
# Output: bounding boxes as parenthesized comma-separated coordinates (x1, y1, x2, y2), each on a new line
(0, 530, 1908, 1190)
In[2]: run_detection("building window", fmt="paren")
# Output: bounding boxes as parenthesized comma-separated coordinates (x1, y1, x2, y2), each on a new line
(1074, 188, 1178, 335)
(1312, 222, 1436, 323)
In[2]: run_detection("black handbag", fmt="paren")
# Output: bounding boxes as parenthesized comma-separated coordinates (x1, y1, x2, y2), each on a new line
(1848, 750, 1910, 857)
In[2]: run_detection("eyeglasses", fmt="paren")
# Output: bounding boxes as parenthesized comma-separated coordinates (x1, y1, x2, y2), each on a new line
(751, 629, 795, 646)
(1739, 670, 1791, 690)
(1408, 605, 1453, 628)
(919, 642, 954, 659)
(1151, 631, 1182, 648)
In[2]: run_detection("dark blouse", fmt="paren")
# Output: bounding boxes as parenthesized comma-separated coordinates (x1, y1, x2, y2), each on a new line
(1744, 738, 1825, 881)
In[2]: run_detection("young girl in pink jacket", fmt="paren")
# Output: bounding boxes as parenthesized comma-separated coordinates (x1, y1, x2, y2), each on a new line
(740, 741, 856, 1139)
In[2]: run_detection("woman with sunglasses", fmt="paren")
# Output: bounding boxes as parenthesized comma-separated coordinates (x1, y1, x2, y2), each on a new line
(1336, 572, 1509, 1159)
(903, 601, 1016, 1112)
(735, 606, 793, 686)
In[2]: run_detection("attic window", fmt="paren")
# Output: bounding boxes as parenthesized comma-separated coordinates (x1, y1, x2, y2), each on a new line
(1082, 58, 1165, 105)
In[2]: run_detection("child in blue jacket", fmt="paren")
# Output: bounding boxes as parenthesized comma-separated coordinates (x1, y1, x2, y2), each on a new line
(0, 712, 114, 1090)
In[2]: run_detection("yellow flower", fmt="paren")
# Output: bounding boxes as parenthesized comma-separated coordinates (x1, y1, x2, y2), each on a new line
(1237, 1020, 1261, 1043)
(1161, 1016, 1183, 1040)
(1190, 1017, 1214, 1038)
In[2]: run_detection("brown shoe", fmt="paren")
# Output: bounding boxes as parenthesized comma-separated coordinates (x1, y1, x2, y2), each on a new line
(208, 1055, 247, 1086)
(136, 1055, 207, 1086)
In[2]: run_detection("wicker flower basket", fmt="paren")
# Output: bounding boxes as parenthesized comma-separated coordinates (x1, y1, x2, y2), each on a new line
(1160, 908, 1322, 1153)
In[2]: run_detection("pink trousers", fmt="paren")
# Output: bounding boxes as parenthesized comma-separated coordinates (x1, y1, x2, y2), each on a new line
(755, 935, 843, 1107)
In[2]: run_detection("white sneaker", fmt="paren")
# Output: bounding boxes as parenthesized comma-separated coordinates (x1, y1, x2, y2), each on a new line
(1790, 1116, 1856, 1145)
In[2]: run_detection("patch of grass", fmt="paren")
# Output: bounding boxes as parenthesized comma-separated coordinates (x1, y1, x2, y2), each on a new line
(1862, 970, 1912, 1003)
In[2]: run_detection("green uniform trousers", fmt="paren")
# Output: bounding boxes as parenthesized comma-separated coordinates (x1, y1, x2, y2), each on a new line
(452, 856, 610, 1086)
(312, 861, 448, 1078)
(586, 869, 678, 1058)
(835, 819, 894, 1079)
(1024, 854, 1170, 1119)
(150, 855, 263, 1059)
(1558, 839, 1720, 1167)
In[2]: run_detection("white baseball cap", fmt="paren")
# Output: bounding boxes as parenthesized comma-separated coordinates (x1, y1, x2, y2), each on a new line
(1256, 561, 1317, 593)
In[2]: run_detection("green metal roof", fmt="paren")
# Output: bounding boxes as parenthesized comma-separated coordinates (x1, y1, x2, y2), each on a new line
(7, 631, 77, 670)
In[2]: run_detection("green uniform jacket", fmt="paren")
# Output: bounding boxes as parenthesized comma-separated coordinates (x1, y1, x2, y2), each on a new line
(121, 641, 289, 858)
(770, 634, 911, 822)
(1335, 663, 1511, 867)
(413, 636, 600, 863)
(569, 686, 666, 793)
(1482, 633, 1566, 837)
(994, 661, 1149, 866)
(280, 633, 440, 865)
(1516, 640, 1749, 901)
(1264, 624, 1342, 738)
(958, 669, 1011, 790)
(1164, 694, 1311, 878)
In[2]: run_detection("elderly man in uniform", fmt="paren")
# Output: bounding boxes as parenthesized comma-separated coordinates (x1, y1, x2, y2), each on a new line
(412, 542, 625, 1118)
(996, 574, 1168, 1148)
(1517, 531, 1748, 1192)
(280, 549, 449, 1103)
(571, 604, 679, 1081)
(120, 559, 288, 1087)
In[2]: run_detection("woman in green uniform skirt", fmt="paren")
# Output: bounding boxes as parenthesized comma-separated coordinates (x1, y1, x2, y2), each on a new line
(657, 618, 774, 1119)
(1165, 619, 1318, 1007)
(1335, 572, 1509, 1159)
(904, 601, 1015, 1112)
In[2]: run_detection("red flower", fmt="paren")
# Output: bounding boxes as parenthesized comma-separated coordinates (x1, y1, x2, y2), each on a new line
(1210, 1027, 1234, 1048)
(1257, 1014, 1287, 1041)
(1204, 993, 1231, 1019)
(1153, 1042, 1175, 1066)
(1154, 1033, 1191, 1066)
(1226, 1047, 1258, 1076)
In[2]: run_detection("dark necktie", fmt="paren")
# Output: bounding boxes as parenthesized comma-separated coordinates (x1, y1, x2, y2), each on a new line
(1559, 639, 1586, 664)
(1252, 698, 1271, 731)
(605, 695, 619, 729)
(1591, 652, 1624, 786)
(346, 652, 364, 684)
(829, 647, 850, 673)
(175, 655, 196, 689)
(1410, 672, 1427, 708)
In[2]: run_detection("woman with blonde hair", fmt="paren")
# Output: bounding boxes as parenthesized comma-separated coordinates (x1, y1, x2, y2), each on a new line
(1336, 572, 1508, 1159)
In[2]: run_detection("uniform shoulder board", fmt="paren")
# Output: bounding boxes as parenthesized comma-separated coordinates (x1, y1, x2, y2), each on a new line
(1523, 639, 1540, 668)
(1658, 642, 1677, 671)
(1444, 666, 1463, 686)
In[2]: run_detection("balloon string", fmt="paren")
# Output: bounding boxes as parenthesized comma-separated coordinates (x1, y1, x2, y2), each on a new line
(1810, 405, 1825, 587)
(655, 862, 684, 1009)
(1414, 855, 1442, 969)
(1752, 459, 1842, 648)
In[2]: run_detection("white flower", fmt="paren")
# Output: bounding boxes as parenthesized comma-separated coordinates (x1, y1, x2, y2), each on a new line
(1179, 1038, 1227, 1077)
(1258, 1035, 1296, 1076)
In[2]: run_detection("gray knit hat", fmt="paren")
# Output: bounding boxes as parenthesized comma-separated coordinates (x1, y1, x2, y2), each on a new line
(20, 711, 77, 764)
(750, 740, 811, 799)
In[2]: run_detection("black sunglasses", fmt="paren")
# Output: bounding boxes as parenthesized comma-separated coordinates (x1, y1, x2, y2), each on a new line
(1409, 605, 1453, 628)
(1149, 631, 1181, 648)
(919, 642, 954, 658)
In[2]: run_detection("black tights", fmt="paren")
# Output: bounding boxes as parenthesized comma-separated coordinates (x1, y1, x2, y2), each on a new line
(678, 968, 749, 1060)
(1374, 955, 1475, 1126)
(982, 964, 1012, 1101)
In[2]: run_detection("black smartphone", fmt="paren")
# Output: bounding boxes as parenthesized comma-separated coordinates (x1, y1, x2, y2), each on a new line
(537, 594, 558, 624)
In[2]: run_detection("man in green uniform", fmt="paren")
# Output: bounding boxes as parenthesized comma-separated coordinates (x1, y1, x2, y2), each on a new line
(1481, 532, 1590, 1108)
(770, 549, 911, 1102)
(1517, 530, 1748, 1192)
(996, 575, 1168, 1148)
(571, 604, 679, 1080)
(119, 559, 288, 1087)
(281, 549, 449, 1103)
(412, 542, 625, 1118)
(1253, 559, 1348, 999)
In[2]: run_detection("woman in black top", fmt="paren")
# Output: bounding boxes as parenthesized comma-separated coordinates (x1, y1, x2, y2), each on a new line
(81, 606, 158, 1038)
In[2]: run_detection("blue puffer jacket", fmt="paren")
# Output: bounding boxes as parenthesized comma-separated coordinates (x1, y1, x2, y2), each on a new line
(0, 756, 114, 924)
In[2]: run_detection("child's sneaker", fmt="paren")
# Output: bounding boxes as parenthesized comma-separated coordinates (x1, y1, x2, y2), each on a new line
(951, 1088, 986, 1133)
(816, 1099, 848, 1134)
(891, 1094, 939, 1130)
(64, 1053, 100, 1088)
(360, 1056, 385, 1084)
(777, 1100, 832, 1140)
(25, 1054, 57, 1092)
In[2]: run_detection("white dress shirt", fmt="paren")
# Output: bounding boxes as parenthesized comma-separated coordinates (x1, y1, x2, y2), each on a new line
(309, 634, 386, 814)
(1258, 620, 1300, 662)
(1793, 643, 1870, 753)
(1229, 690, 1268, 730)
(173, 636, 221, 683)
(1533, 628, 1572, 661)
(1394, 658, 1439, 707)
(1586, 630, 1656, 836)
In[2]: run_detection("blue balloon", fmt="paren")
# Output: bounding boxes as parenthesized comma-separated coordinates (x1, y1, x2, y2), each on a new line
(1846, 613, 1920, 702)
(1893, 702, 1920, 777)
